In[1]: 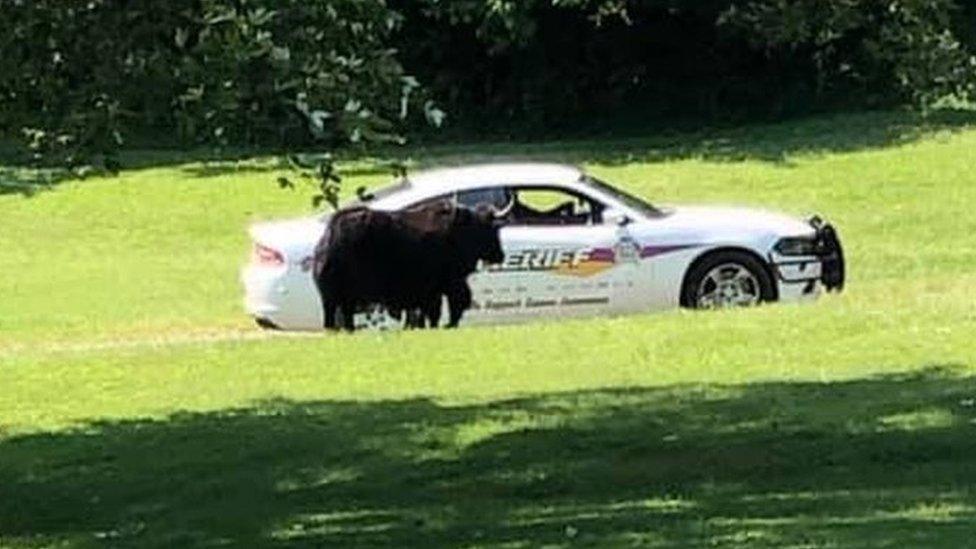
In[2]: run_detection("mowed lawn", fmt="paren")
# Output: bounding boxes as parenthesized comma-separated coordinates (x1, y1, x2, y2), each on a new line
(1, 111, 976, 547)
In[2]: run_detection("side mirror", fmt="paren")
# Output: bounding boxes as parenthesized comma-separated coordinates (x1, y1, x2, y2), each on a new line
(604, 209, 632, 227)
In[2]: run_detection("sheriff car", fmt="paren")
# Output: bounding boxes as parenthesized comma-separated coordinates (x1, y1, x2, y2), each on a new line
(242, 163, 844, 330)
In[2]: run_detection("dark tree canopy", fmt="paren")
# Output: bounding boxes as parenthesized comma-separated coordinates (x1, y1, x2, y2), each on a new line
(0, 0, 428, 170)
(395, 0, 976, 132)
(0, 0, 973, 168)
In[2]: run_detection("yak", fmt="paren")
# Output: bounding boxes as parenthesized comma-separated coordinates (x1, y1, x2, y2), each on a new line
(312, 200, 504, 331)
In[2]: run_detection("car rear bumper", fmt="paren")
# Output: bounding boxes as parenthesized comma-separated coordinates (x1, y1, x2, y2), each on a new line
(241, 264, 324, 330)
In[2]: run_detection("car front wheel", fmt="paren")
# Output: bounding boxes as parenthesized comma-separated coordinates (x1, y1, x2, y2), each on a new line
(680, 251, 776, 309)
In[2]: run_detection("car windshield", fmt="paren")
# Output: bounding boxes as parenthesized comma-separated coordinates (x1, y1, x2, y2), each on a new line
(583, 176, 665, 218)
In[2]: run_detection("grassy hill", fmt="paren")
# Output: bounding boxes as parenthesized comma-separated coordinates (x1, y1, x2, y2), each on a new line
(1, 111, 975, 547)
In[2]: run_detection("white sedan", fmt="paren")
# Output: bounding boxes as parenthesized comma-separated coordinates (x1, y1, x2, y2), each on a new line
(242, 163, 844, 330)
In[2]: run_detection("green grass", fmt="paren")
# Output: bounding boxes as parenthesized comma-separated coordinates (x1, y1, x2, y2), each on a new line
(1, 110, 976, 547)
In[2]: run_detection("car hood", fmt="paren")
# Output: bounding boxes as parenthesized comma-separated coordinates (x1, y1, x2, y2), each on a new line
(249, 215, 327, 263)
(653, 205, 815, 239)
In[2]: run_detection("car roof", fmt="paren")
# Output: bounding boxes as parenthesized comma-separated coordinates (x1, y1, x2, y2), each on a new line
(408, 162, 582, 191)
(369, 163, 586, 210)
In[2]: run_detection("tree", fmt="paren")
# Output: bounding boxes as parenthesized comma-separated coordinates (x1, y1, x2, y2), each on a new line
(0, 0, 430, 183)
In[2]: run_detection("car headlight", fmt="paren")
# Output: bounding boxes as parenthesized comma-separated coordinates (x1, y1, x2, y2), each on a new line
(774, 237, 819, 256)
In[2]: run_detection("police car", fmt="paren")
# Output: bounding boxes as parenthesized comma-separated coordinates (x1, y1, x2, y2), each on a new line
(242, 163, 844, 330)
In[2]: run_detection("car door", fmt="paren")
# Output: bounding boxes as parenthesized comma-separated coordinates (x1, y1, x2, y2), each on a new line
(461, 186, 636, 323)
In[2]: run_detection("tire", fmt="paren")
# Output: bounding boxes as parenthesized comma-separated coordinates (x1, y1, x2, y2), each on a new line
(254, 317, 281, 330)
(680, 250, 776, 309)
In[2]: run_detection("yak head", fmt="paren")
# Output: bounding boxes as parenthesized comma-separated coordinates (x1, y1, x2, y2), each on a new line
(454, 205, 505, 267)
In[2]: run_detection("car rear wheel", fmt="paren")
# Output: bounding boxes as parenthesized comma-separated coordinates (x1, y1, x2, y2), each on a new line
(254, 317, 281, 330)
(681, 251, 776, 309)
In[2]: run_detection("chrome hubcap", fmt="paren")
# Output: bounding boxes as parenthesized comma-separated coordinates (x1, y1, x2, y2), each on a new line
(696, 263, 761, 309)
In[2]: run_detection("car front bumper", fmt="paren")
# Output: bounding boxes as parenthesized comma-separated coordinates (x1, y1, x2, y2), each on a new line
(811, 216, 845, 292)
(770, 216, 845, 301)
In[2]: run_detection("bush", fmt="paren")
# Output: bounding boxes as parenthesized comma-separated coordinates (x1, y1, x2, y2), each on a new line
(395, 0, 976, 132)
(0, 0, 424, 169)
(1, 0, 972, 167)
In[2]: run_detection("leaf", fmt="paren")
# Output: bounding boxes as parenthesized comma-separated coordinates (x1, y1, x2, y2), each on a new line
(175, 27, 190, 49)
(424, 101, 447, 128)
(287, 154, 308, 169)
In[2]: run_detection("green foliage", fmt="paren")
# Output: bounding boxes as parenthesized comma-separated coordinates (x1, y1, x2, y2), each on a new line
(409, 0, 629, 50)
(720, 0, 976, 106)
(278, 154, 344, 210)
(397, 0, 976, 131)
(1, 0, 973, 171)
(0, 0, 422, 171)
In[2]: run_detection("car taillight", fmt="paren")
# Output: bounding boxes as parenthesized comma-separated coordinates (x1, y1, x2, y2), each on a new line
(252, 243, 285, 266)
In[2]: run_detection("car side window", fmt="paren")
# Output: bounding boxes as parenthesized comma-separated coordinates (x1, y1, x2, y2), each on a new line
(501, 187, 605, 226)
(407, 193, 457, 210)
(410, 186, 606, 227)
(456, 187, 512, 211)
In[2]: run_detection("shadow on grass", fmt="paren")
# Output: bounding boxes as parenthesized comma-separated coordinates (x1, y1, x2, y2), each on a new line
(0, 167, 73, 198)
(0, 151, 398, 197)
(3, 366, 976, 547)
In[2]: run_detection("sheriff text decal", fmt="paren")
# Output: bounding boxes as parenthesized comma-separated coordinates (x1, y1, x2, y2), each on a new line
(485, 247, 615, 277)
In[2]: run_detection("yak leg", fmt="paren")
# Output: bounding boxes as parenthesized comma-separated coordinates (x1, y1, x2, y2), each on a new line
(424, 296, 442, 329)
(404, 309, 426, 329)
(319, 275, 338, 331)
(340, 302, 356, 332)
(316, 259, 341, 331)
(446, 281, 472, 328)
(323, 299, 339, 330)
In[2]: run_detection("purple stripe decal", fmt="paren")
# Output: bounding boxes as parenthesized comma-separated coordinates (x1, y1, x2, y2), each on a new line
(588, 244, 698, 263)
(640, 244, 697, 258)
(589, 248, 616, 262)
